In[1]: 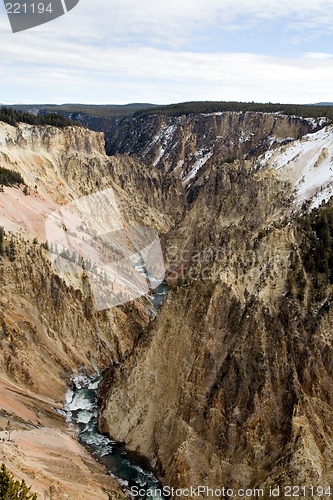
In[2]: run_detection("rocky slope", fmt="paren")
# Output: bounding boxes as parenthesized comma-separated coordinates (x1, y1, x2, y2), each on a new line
(105, 111, 326, 183)
(2, 112, 333, 499)
(99, 124, 333, 498)
(262, 125, 333, 209)
(0, 120, 182, 498)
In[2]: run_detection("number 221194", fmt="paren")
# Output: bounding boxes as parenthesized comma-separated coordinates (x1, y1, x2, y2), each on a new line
(6, 3, 53, 14)
(284, 486, 331, 497)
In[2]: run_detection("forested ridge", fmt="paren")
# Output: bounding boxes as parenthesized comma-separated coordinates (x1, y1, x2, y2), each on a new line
(133, 100, 333, 121)
(0, 106, 82, 128)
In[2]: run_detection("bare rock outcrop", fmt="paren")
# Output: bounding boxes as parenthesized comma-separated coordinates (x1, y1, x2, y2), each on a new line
(99, 157, 333, 497)
(0, 120, 181, 498)
(106, 111, 323, 182)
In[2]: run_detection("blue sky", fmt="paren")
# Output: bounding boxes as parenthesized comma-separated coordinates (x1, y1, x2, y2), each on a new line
(0, 0, 333, 104)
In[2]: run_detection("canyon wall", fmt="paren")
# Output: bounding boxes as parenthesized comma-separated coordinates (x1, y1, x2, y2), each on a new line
(0, 120, 182, 498)
(99, 124, 333, 497)
(1, 114, 333, 499)
(105, 112, 325, 182)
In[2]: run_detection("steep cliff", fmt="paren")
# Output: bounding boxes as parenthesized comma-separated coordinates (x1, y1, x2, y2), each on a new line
(0, 120, 182, 498)
(2, 113, 333, 499)
(99, 124, 333, 497)
(105, 112, 325, 182)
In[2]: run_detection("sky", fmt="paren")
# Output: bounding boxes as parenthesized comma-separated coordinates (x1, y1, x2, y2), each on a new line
(0, 0, 333, 105)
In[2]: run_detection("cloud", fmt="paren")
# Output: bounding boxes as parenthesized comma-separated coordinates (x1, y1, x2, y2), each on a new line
(1, 37, 333, 104)
(0, 0, 332, 104)
(69, 0, 333, 45)
(304, 52, 333, 59)
(3, 0, 332, 45)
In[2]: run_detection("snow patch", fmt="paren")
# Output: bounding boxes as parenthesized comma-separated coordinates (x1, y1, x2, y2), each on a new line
(183, 149, 214, 184)
(302, 116, 329, 128)
(151, 124, 177, 147)
(240, 131, 254, 142)
(260, 126, 333, 207)
(310, 185, 333, 210)
(150, 123, 177, 165)
(152, 146, 165, 166)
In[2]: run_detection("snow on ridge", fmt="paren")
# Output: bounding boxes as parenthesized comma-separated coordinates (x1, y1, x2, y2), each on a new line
(201, 112, 235, 117)
(149, 123, 178, 165)
(240, 130, 254, 143)
(152, 145, 165, 167)
(199, 111, 328, 126)
(151, 123, 177, 147)
(275, 114, 328, 129)
(164, 124, 177, 140)
(310, 185, 333, 210)
(261, 125, 333, 207)
(268, 136, 294, 147)
(302, 116, 328, 128)
(182, 149, 214, 184)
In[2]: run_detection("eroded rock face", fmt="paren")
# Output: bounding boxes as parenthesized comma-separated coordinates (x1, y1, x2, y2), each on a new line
(105, 112, 323, 181)
(0, 121, 183, 397)
(99, 158, 333, 495)
(2, 115, 333, 498)
(0, 121, 183, 498)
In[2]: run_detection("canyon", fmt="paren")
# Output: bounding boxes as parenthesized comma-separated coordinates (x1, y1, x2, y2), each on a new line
(0, 120, 179, 498)
(0, 109, 333, 498)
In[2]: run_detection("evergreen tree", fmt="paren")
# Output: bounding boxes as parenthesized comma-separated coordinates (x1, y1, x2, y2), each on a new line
(0, 167, 25, 187)
(0, 226, 4, 256)
(0, 106, 81, 128)
(0, 463, 37, 499)
(5, 239, 16, 262)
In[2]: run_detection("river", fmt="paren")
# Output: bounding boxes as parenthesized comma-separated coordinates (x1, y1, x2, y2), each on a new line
(65, 277, 168, 499)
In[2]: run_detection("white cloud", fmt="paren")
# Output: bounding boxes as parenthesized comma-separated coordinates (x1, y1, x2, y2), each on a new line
(3, 0, 332, 45)
(69, 0, 333, 43)
(0, 0, 333, 103)
(1, 37, 333, 104)
(304, 52, 333, 59)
